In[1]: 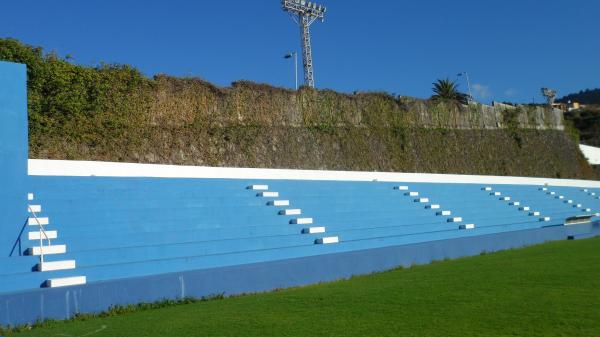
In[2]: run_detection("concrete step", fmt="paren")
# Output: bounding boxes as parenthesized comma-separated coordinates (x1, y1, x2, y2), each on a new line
(28, 193, 34, 201)
(45, 276, 86, 288)
(315, 236, 339, 245)
(28, 205, 42, 213)
(257, 192, 279, 198)
(290, 218, 313, 225)
(302, 227, 326, 234)
(28, 217, 49, 226)
(394, 186, 409, 191)
(447, 217, 463, 223)
(415, 198, 430, 203)
(28, 230, 58, 240)
(459, 224, 476, 230)
(37, 260, 76, 272)
(437, 211, 452, 216)
(27, 245, 67, 256)
(405, 192, 419, 197)
(279, 209, 302, 216)
(426, 204, 441, 209)
(268, 200, 290, 206)
(247, 185, 269, 190)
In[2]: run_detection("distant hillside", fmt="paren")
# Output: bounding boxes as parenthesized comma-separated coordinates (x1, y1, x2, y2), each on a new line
(557, 89, 600, 104)
(564, 106, 600, 146)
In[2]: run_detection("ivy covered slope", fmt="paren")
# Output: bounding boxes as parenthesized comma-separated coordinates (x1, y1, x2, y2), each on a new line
(0, 38, 595, 179)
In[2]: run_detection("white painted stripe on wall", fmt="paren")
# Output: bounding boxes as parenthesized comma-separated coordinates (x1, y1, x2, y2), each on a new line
(28, 159, 600, 188)
(580, 144, 600, 165)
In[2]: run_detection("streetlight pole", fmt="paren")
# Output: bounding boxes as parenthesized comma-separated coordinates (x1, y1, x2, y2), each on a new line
(458, 72, 473, 104)
(285, 51, 298, 90)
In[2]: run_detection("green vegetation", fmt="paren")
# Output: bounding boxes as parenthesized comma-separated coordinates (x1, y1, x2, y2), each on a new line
(430, 78, 468, 104)
(558, 88, 600, 104)
(3, 237, 600, 337)
(564, 107, 600, 147)
(0, 38, 594, 179)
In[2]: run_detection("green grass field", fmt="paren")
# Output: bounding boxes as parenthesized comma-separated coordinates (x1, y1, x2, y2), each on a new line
(4, 237, 600, 337)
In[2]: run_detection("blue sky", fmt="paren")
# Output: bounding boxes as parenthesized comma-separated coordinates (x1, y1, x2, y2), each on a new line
(1, 0, 598, 102)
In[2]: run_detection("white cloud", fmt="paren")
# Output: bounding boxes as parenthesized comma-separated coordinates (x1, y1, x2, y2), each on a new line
(472, 83, 492, 99)
(504, 88, 518, 97)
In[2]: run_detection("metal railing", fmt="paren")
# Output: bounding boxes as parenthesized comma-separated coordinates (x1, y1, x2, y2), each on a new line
(28, 205, 51, 269)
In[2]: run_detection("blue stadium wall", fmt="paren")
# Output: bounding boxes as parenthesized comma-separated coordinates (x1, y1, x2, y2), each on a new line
(1, 62, 599, 327)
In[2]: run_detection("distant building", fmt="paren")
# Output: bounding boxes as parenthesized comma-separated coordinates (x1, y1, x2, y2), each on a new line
(551, 102, 567, 111)
(567, 100, 582, 112)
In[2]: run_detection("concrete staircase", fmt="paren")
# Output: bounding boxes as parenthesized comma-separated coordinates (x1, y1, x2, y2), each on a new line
(26, 193, 86, 288)
(250, 184, 340, 245)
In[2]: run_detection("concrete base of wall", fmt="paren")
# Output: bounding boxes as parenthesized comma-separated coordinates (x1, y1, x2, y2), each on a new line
(1, 222, 598, 327)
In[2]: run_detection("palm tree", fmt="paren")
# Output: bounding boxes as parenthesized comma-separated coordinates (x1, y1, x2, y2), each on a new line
(431, 78, 469, 104)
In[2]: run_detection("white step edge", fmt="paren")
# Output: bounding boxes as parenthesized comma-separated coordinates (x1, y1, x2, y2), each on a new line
(257, 192, 279, 198)
(27, 245, 66, 256)
(394, 186, 409, 190)
(500, 197, 511, 201)
(540, 217, 551, 222)
(279, 209, 302, 216)
(302, 227, 326, 234)
(459, 224, 476, 230)
(574, 204, 582, 208)
(28, 230, 58, 240)
(548, 192, 556, 195)
(582, 189, 588, 192)
(583, 208, 592, 212)
(315, 236, 339, 245)
(437, 211, 452, 216)
(483, 187, 492, 191)
(591, 193, 597, 196)
(405, 192, 419, 197)
(28, 193, 34, 201)
(556, 196, 565, 200)
(45, 276, 87, 288)
(540, 187, 548, 191)
(529, 211, 541, 216)
(248, 184, 269, 190)
(415, 198, 430, 203)
(447, 217, 463, 223)
(37, 260, 76, 272)
(509, 201, 520, 206)
(426, 204, 441, 209)
(28, 217, 49, 226)
(519, 206, 531, 211)
(565, 200, 573, 204)
(491, 192, 501, 196)
(268, 200, 290, 206)
(28, 205, 42, 213)
(290, 218, 314, 225)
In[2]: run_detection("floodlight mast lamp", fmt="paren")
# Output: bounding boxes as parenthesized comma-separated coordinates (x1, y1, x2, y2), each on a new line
(282, 0, 327, 88)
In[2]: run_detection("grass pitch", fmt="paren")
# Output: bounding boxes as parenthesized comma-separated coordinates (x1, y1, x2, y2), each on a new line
(4, 237, 600, 337)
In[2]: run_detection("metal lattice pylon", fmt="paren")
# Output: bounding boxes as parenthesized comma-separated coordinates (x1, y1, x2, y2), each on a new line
(282, 0, 327, 88)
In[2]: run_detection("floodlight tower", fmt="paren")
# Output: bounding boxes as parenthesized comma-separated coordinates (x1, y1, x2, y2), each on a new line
(541, 87, 557, 106)
(282, 0, 327, 88)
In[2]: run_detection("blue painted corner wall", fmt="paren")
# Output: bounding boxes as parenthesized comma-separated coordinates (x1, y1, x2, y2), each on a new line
(0, 61, 28, 255)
